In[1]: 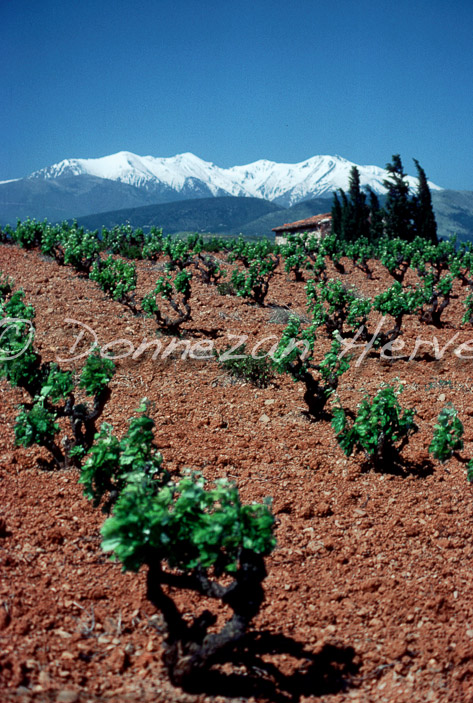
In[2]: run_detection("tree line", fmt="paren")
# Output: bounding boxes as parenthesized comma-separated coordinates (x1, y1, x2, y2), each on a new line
(331, 154, 438, 244)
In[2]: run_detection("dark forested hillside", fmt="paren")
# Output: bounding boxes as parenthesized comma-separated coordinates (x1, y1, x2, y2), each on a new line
(74, 196, 283, 234)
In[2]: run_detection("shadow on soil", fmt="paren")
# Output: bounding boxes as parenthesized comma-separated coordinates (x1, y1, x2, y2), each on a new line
(183, 631, 360, 702)
(363, 456, 435, 478)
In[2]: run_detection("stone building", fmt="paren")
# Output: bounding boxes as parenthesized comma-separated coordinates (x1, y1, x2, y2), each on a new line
(272, 213, 332, 245)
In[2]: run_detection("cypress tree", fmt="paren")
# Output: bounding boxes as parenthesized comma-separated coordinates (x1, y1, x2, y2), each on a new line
(339, 189, 350, 241)
(346, 166, 370, 241)
(383, 154, 414, 241)
(331, 167, 370, 242)
(331, 191, 343, 237)
(367, 187, 384, 241)
(412, 158, 438, 244)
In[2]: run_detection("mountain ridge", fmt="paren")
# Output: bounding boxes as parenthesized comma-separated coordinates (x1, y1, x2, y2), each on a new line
(27, 151, 443, 207)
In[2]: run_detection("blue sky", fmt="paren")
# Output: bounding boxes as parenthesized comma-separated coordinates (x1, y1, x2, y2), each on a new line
(2, 0, 473, 189)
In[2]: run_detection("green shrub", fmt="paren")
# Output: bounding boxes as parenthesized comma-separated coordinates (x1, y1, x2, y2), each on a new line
(376, 236, 414, 282)
(90, 256, 137, 310)
(306, 278, 372, 336)
(429, 405, 464, 463)
(61, 226, 101, 273)
(216, 343, 274, 388)
(332, 384, 417, 469)
(272, 317, 350, 419)
(319, 232, 344, 272)
(15, 402, 59, 448)
(1, 283, 115, 469)
(102, 224, 146, 258)
(418, 272, 454, 327)
(230, 253, 279, 305)
(10, 348, 115, 470)
(372, 281, 423, 349)
(80, 408, 164, 511)
(11, 218, 48, 249)
(194, 252, 225, 285)
(462, 292, 473, 326)
(163, 238, 193, 271)
(344, 238, 375, 278)
(1, 290, 35, 320)
(40, 364, 74, 403)
(142, 227, 165, 260)
(79, 351, 116, 397)
(0, 293, 39, 395)
(80, 405, 276, 686)
(281, 236, 310, 281)
(142, 270, 192, 333)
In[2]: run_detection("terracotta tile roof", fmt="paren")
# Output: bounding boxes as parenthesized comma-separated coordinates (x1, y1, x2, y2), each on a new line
(272, 212, 332, 233)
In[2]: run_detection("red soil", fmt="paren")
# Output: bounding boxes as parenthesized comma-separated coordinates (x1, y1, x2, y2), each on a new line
(1, 244, 473, 702)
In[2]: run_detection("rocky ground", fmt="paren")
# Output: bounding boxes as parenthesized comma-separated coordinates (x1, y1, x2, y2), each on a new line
(1, 243, 473, 702)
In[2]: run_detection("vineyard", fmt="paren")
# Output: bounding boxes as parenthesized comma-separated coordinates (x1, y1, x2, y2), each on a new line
(2, 220, 473, 702)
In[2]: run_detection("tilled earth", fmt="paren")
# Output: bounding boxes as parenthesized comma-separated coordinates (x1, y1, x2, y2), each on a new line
(1, 243, 473, 702)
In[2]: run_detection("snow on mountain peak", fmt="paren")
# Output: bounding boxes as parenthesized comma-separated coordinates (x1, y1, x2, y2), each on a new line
(28, 151, 443, 205)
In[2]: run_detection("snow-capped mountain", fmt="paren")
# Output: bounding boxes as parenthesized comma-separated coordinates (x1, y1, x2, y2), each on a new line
(28, 152, 442, 207)
(29, 152, 238, 198)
